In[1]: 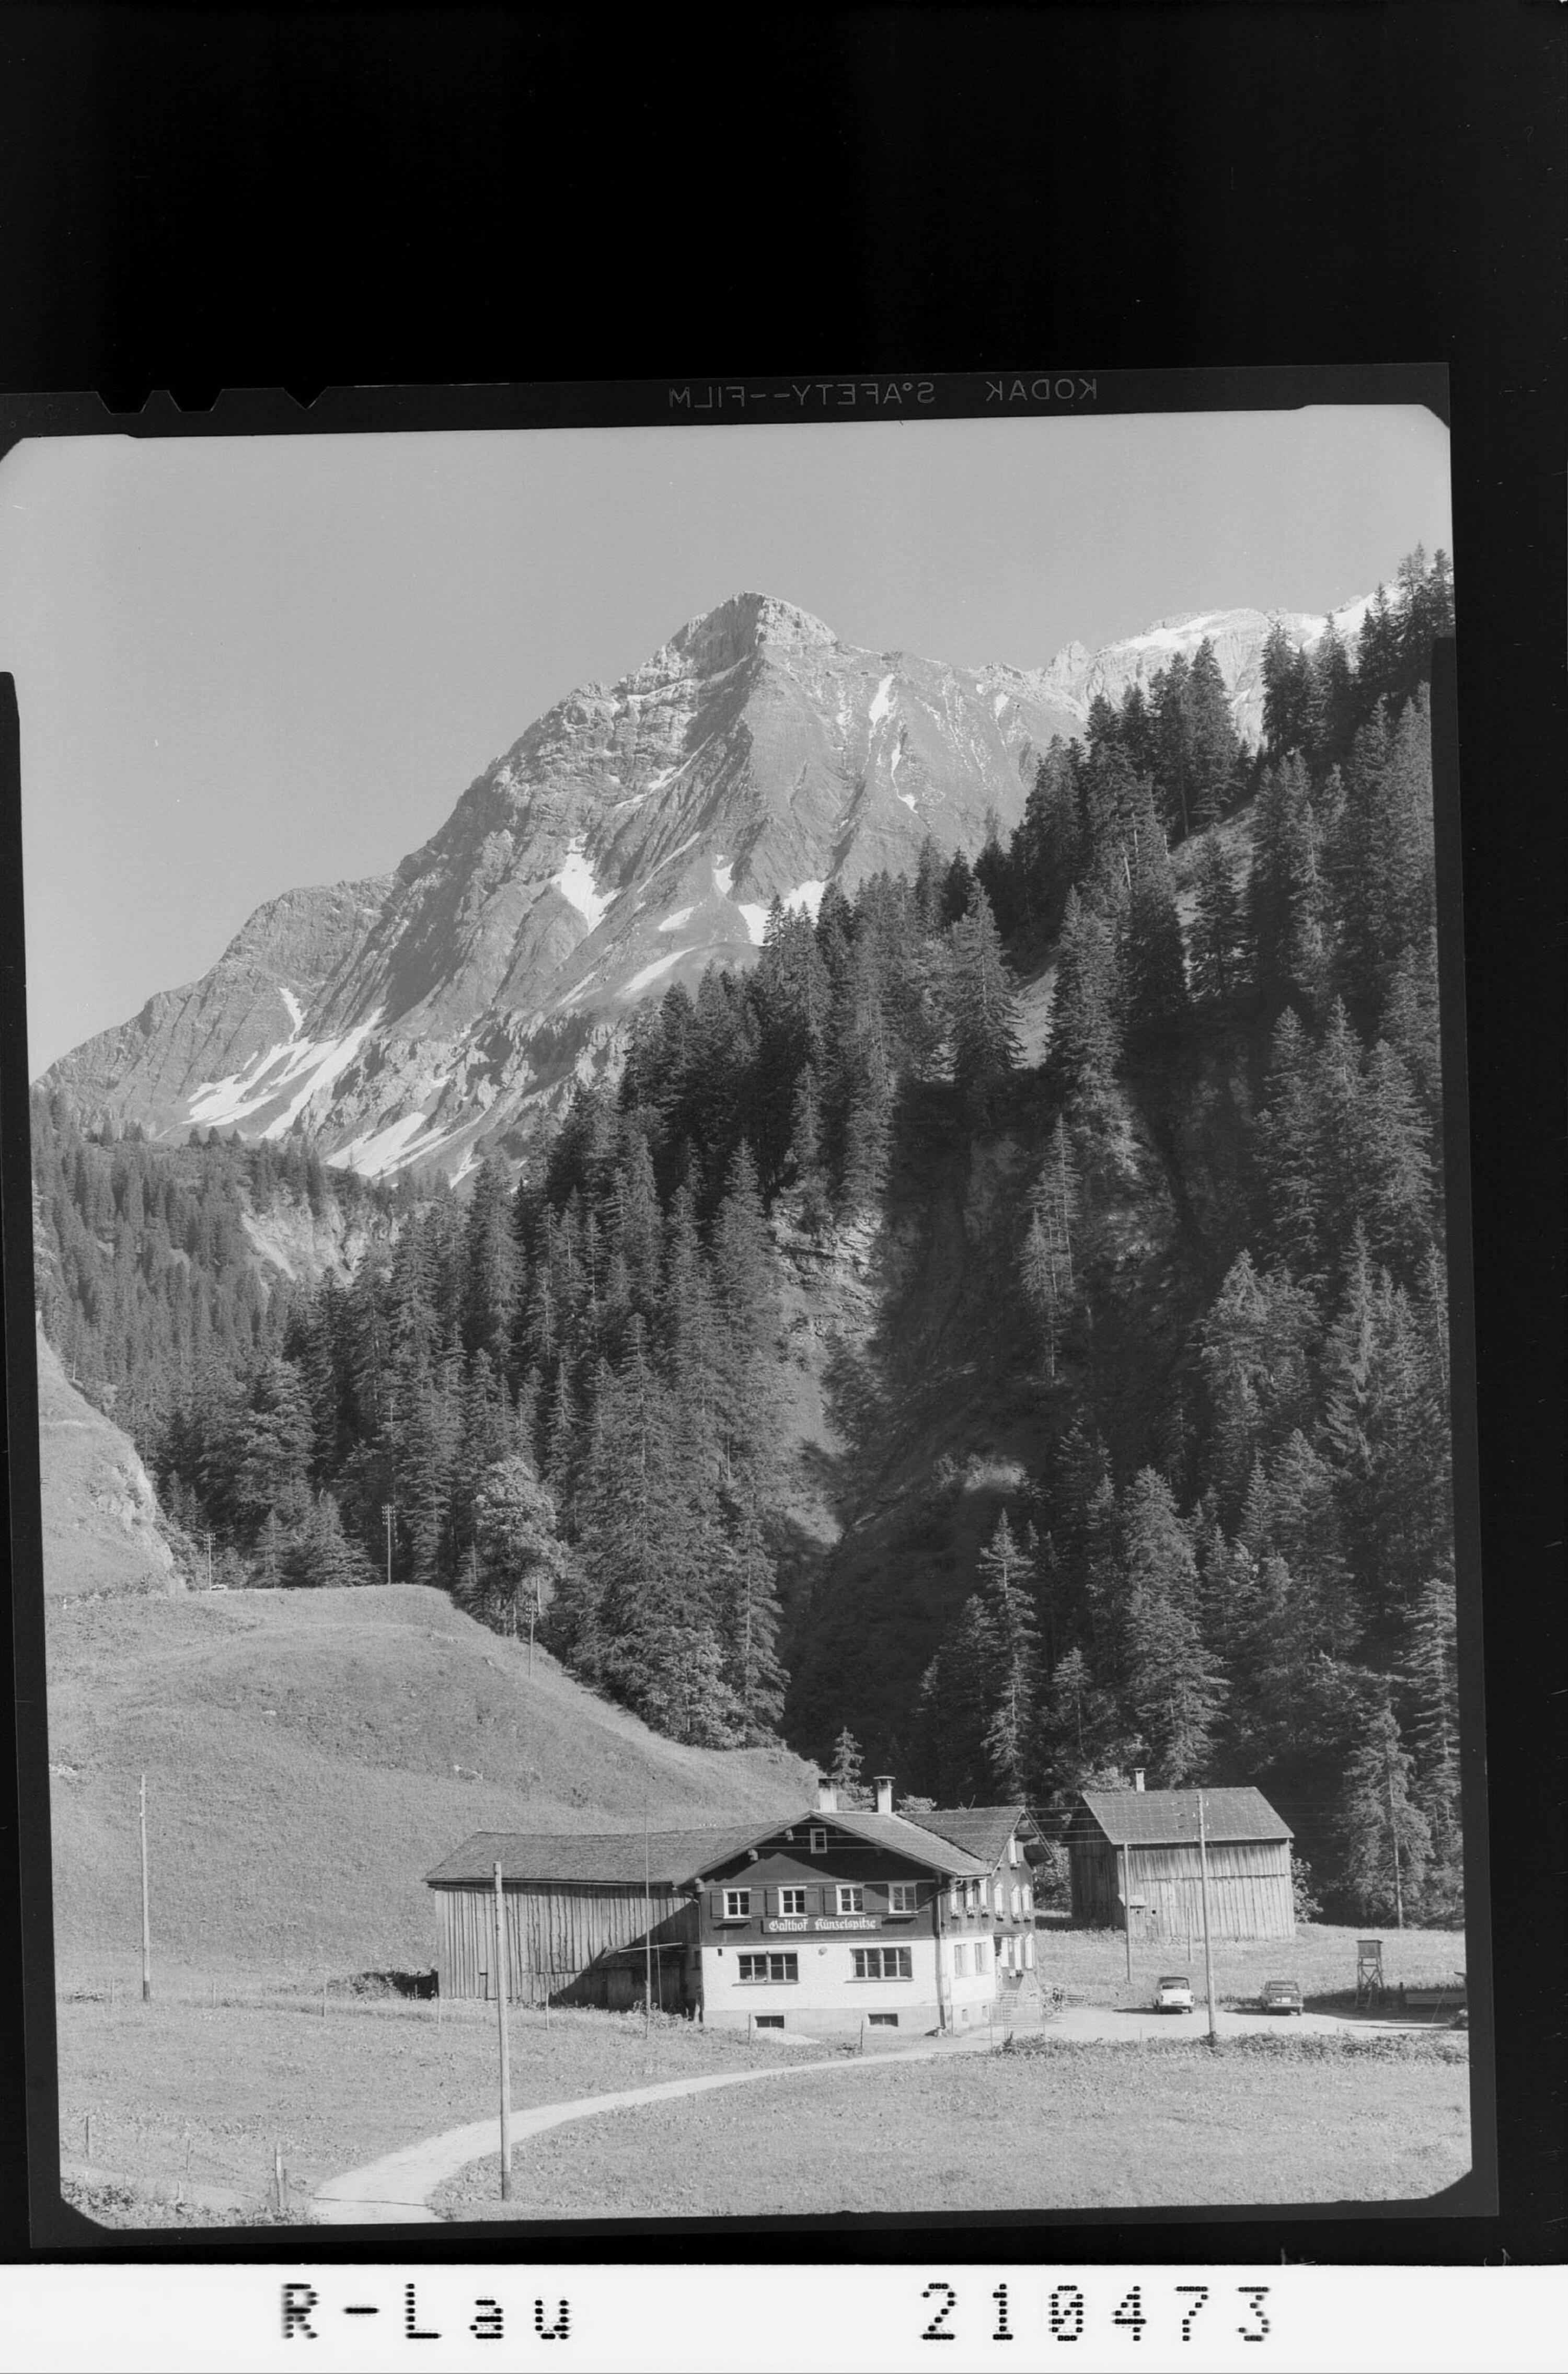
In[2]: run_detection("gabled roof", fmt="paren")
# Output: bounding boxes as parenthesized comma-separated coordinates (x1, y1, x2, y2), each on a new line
(425, 1826, 766, 1888)
(425, 1806, 990, 1890)
(818, 1807, 988, 1876)
(1073, 1787, 1292, 1847)
(904, 1804, 1054, 1870)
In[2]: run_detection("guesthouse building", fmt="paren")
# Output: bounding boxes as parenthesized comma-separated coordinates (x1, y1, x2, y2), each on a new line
(426, 1779, 1046, 2033)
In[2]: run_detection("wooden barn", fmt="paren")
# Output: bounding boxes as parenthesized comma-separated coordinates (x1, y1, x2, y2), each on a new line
(425, 1826, 763, 2011)
(1063, 1785, 1295, 1941)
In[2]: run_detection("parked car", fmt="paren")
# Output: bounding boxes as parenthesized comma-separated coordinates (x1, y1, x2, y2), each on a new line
(1259, 1978, 1304, 2015)
(1154, 1973, 1195, 2013)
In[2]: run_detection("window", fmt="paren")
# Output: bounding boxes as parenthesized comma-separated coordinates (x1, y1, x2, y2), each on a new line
(1010, 1885, 1021, 1919)
(835, 1885, 864, 1916)
(949, 1883, 963, 1918)
(867, 2012, 898, 2027)
(737, 1953, 799, 1984)
(809, 1827, 827, 1856)
(722, 1888, 751, 1919)
(851, 1947, 913, 1980)
(1022, 1883, 1033, 1914)
(993, 1881, 1005, 1916)
(777, 1887, 806, 1917)
(886, 1882, 916, 1914)
(973, 1938, 988, 1970)
(953, 1943, 969, 1977)
(753, 2014, 785, 2029)
(1023, 1933, 1035, 1970)
(1008, 1836, 1019, 1866)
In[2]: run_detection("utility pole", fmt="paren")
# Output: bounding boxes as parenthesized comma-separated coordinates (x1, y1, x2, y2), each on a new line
(1121, 1846, 1133, 1983)
(491, 1861, 512, 2200)
(1197, 1791, 1217, 2047)
(643, 1813, 653, 2033)
(204, 1531, 213, 1592)
(382, 1502, 393, 1589)
(139, 1773, 152, 2002)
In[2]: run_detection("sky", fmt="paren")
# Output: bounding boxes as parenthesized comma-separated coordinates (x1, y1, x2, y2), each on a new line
(1, 406, 1451, 1076)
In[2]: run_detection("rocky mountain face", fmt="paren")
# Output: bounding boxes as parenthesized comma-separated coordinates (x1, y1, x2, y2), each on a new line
(1039, 592, 1375, 745)
(43, 587, 1365, 1181)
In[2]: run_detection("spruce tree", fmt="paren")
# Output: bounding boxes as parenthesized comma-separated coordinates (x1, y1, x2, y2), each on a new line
(1047, 887, 1122, 1101)
(948, 884, 1021, 1127)
(1117, 1468, 1225, 1783)
(975, 1512, 1043, 1797)
(1187, 830, 1243, 1003)
(1335, 1701, 1431, 1923)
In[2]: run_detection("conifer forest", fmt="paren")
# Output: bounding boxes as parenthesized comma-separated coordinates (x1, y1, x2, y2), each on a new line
(31, 550, 1463, 1925)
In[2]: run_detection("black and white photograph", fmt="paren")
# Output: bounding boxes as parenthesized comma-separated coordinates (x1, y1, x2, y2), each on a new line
(5, 388, 1484, 2236)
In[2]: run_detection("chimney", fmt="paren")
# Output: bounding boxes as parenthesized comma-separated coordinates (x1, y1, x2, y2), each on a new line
(873, 1775, 894, 1816)
(815, 1781, 837, 1814)
(1133, 1769, 1146, 1792)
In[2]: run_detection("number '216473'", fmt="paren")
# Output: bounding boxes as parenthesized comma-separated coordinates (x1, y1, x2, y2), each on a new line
(919, 2283, 1272, 2345)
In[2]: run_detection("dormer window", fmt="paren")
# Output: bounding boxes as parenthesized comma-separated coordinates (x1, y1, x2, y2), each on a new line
(809, 1827, 827, 1855)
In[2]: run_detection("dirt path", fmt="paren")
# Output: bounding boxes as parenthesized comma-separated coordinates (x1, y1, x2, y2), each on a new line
(313, 2033, 993, 2226)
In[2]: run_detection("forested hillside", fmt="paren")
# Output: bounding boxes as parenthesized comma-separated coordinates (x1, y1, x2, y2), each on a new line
(31, 549, 1460, 1924)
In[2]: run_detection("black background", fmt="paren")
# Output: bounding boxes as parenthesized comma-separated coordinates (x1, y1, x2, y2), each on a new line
(0, 0, 1561, 2283)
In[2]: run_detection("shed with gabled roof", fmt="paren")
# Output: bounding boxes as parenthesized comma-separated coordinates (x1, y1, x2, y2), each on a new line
(1064, 1785, 1295, 1941)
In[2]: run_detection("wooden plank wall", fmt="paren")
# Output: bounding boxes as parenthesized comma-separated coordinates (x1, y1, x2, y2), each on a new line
(1068, 1840, 1294, 1939)
(433, 1883, 699, 2001)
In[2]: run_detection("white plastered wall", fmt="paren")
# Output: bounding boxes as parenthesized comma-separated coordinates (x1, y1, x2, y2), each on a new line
(700, 1937, 940, 2031)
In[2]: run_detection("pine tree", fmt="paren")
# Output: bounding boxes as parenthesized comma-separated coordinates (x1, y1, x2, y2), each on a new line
(1187, 829, 1243, 1003)
(975, 1512, 1043, 1797)
(1260, 621, 1310, 758)
(1122, 806, 1189, 1040)
(1186, 638, 1241, 828)
(1019, 1119, 1078, 1378)
(829, 1726, 869, 1805)
(1047, 887, 1122, 1100)
(1249, 755, 1327, 1010)
(469, 1451, 563, 1638)
(1400, 1566, 1462, 1916)
(724, 1509, 788, 1744)
(1335, 1701, 1432, 1923)
(948, 884, 1021, 1127)
(1117, 1469, 1226, 1783)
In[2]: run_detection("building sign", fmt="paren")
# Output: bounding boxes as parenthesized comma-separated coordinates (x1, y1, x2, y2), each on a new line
(762, 1916, 889, 1934)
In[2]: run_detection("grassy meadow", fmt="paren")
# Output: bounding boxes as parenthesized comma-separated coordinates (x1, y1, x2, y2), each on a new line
(54, 1990, 824, 2227)
(433, 2031, 1472, 2222)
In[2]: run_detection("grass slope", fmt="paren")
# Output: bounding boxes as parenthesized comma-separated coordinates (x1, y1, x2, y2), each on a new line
(47, 1585, 812, 1982)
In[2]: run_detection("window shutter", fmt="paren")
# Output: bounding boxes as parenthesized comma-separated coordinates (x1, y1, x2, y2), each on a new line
(804, 1886, 822, 1916)
(708, 1889, 726, 1921)
(764, 1888, 777, 1918)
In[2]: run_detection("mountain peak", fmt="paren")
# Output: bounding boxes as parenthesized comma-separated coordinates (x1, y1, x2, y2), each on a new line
(660, 591, 840, 674)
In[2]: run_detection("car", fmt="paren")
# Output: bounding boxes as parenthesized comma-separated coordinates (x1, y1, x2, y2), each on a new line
(1259, 1978, 1304, 2015)
(1154, 1973, 1195, 2013)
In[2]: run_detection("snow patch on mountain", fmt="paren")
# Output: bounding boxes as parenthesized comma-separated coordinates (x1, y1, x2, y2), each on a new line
(279, 987, 305, 1034)
(712, 859, 734, 897)
(552, 840, 612, 932)
(868, 672, 896, 727)
(737, 904, 770, 947)
(621, 950, 689, 999)
(786, 880, 826, 920)
(656, 905, 696, 935)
